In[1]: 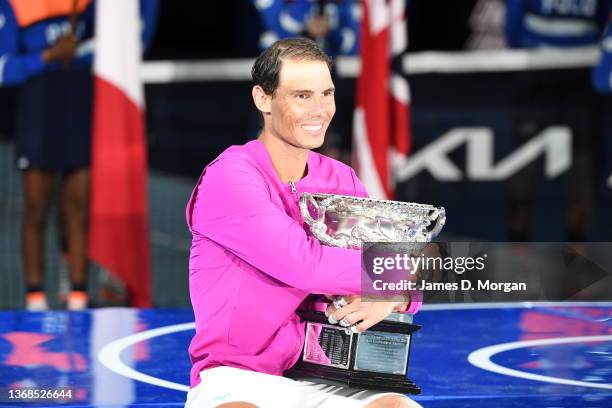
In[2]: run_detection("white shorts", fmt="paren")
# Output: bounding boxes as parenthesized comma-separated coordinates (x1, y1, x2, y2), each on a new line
(185, 366, 416, 408)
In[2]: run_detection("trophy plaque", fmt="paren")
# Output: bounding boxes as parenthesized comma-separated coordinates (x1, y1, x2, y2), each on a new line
(284, 193, 446, 394)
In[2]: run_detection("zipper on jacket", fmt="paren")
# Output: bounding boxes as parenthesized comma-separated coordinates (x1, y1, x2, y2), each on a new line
(289, 181, 297, 196)
(289, 181, 302, 222)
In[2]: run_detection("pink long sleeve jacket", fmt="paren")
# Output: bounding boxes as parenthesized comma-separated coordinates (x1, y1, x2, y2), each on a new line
(186, 140, 421, 387)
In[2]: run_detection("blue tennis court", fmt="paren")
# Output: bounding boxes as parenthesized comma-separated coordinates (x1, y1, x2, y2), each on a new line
(0, 302, 610, 407)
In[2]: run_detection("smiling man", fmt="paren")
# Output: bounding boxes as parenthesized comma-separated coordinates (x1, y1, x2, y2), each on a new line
(185, 38, 421, 408)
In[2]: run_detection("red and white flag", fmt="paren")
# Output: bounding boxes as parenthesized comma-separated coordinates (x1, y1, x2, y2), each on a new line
(89, 0, 151, 307)
(353, 0, 411, 199)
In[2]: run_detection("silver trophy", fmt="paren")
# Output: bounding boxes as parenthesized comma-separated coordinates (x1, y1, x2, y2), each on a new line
(299, 193, 445, 248)
(285, 193, 446, 393)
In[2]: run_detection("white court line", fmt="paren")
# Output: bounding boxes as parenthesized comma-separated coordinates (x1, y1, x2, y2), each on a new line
(468, 335, 612, 390)
(98, 322, 194, 392)
(97, 302, 612, 392)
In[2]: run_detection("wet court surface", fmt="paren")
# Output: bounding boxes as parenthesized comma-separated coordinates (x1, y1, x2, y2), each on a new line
(0, 302, 610, 407)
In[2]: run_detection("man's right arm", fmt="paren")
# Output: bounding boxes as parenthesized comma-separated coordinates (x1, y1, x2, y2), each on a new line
(188, 157, 364, 295)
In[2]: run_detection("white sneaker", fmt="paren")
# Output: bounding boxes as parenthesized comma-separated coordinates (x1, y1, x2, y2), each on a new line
(26, 292, 49, 311)
(67, 291, 88, 311)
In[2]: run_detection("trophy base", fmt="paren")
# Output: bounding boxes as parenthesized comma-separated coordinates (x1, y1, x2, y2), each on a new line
(285, 310, 422, 394)
(285, 362, 421, 394)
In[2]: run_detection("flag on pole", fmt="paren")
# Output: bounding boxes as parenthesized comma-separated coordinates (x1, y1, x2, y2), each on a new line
(353, 0, 411, 199)
(89, 0, 151, 307)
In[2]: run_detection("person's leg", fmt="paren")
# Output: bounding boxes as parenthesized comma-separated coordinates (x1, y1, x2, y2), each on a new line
(60, 168, 90, 309)
(311, 385, 422, 408)
(187, 367, 424, 408)
(364, 394, 422, 408)
(186, 367, 305, 407)
(22, 169, 56, 310)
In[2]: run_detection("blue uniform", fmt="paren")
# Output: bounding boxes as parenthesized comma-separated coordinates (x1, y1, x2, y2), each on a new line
(592, 12, 612, 92)
(0, 0, 157, 86)
(0, 0, 157, 170)
(505, 0, 610, 47)
(0, 0, 96, 86)
(505, 1, 612, 93)
(252, 0, 360, 57)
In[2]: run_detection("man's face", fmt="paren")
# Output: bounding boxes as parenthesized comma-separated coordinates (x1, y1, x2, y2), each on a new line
(266, 58, 336, 150)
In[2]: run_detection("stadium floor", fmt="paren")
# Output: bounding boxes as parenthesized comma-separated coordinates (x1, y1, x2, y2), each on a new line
(0, 302, 610, 407)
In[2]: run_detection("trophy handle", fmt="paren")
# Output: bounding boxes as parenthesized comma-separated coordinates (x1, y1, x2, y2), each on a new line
(426, 207, 446, 239)
(299, 193, 324, 225)
(299, 193, 354, 248)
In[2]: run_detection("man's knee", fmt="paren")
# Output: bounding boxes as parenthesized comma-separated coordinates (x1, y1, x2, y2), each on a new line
(215, 403, 259, 408)
(365, 394, 423, 408)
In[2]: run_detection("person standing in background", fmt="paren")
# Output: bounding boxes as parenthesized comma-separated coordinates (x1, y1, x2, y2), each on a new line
(252, 0, 360, 57)
(593, 10, 612, 92)
(466, 0, 507, 49)
(504, 0, 611, 243)
(505, 0, 610, 47)
(0, 0, 157, 310)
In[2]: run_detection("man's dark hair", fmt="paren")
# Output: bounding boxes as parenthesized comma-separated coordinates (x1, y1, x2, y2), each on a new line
(251, 37, 333, 96)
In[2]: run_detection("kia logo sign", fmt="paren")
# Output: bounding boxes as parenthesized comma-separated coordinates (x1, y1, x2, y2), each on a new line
(396, 127, 572, 182)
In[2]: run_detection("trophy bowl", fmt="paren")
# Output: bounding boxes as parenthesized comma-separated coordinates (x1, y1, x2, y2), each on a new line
(285, 193, 446, 393)
(299, 193, 446, 248)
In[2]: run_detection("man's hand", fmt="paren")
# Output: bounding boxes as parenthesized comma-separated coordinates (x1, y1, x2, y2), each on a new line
(42, 35, 77, 65)
(325, 296, 408, 333)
